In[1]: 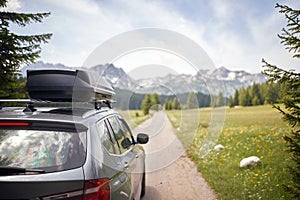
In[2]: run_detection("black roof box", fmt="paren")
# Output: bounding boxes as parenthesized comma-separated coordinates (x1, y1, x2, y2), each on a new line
(26, 69, 115, 102)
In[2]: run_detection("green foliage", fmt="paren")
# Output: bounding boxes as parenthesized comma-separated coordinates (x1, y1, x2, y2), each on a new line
(276, 4, 300, 58)
(151, 93, 160, 105)
(233, 89, 239, 106)
(115, 89, 211, 110)
(228, 96, 235, 108)
(172, 97, 180, 110)
(251, 83, 263, 105)
(164, 98, 169, 110)
(141, 93, 162, 115)
(212, 92, 225, 107)
(228, 82, 281, 107)
(262, 3, 300, 198)
(141, 94, 152, 115)
(0, 0, 52, 98)
(167, 106, 292, 200)
(187, 92, 198, 109)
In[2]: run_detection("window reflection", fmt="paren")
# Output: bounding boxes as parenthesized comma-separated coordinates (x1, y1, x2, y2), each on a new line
(0, 130, 86, 172)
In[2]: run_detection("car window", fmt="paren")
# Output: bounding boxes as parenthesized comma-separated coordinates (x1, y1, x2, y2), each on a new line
(107, 116, 131, 153)
(97, 120, 120, 154)
(0, 129, 86, 173)
(117, 116, 134, 142)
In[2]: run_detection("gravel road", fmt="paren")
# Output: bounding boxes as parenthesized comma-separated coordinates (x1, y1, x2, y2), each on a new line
(133, 111, 218, 200)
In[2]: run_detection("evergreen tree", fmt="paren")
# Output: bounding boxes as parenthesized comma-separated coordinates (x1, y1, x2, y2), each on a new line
(265, 82, 280, 104)
(151, 93, 160, 105)
(172, 97, 180, 110)
(262, 3, 300, 198)
(151, 93, 160, 111)
(167, 100, 173, 110)
(141, 94, 152, 115)
(233, 89, 239, 106)
(216, 92, 225, 107)
(251, 83, 262, 105)
(0, 0, 52, 98)
(164, 98, 169, 110)
(240, 88, 251, 106)
(187, 92, 198, 109)
(228, 96, 235, 108)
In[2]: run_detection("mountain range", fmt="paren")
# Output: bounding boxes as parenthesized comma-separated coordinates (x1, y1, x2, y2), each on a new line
(21, 62, 267, 97)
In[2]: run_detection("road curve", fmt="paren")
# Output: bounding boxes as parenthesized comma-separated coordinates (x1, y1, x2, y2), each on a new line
(133, 111, 218, 200)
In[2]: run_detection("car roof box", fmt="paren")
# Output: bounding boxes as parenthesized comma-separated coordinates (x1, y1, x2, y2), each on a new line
(26, 69, 115, 102)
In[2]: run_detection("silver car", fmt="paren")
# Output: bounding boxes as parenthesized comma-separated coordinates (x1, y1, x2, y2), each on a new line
(0, 104, 148, 200)
(0, 69, 149, 199)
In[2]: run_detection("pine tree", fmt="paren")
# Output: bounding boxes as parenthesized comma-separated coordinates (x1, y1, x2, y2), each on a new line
(265, 82, 280, 104)
(233, 89, 239, 106)
(187, 92, 198, 109)
(262, 3, 300, 198)
(0, 0, 52, 98)
(216, 92, 225, 107)
(141, 94, 152, 115)
(164, 98, 169, 110)
(228, 96, 235, 108)
(172, 97, 180, 110)
(251, 83, 262, 105)
(151, 93, 160, 111)
(167, 100, 173, 110)
(240, 88, 251, 106)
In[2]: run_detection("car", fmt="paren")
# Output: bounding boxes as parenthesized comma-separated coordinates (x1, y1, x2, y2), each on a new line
(0, 69, 149, 200)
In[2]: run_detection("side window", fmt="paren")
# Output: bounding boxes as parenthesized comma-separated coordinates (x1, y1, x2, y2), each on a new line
(98, 120, 120, 154)
(107, 116, 132, 153)
(117, 116, 134, 141)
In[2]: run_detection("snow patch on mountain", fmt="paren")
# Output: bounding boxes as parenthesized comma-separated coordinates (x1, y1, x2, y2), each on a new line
(21, 62, 267, 97)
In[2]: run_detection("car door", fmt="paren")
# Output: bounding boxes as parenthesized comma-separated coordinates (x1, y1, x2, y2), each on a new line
(116, 115, 145, 196)
(106, 115, 143, 199)
(97, 119, 131, 200)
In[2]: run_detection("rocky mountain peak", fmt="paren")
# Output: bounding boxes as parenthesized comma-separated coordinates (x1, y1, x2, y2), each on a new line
(21, 62, 267, 96)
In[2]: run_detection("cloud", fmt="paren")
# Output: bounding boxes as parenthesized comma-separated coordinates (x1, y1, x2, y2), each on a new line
(0, 0, 21, 11)
(13, 0, 300, 73)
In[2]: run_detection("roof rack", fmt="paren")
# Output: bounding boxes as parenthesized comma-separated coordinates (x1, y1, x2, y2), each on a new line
(0, 99, 41, 112)
(26, 69, 115, 102)
(1, 68, 116, 113)
(93, 99, 116, 110)
(0, 99, 116, 113)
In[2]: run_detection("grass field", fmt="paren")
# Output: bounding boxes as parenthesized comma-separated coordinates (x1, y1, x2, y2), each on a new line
(117, 109, 150, 129)
(166, 105, 293, 200)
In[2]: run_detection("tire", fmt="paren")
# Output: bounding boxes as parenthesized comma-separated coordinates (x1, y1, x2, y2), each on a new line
(140, 171, 146, 198)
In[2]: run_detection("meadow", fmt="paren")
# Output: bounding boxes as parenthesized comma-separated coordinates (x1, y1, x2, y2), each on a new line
(166, 105, 293, 200)
(117, 110, 150, 129)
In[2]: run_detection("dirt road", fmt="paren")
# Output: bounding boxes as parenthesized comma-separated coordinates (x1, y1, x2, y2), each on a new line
(133, 111, 217, 200)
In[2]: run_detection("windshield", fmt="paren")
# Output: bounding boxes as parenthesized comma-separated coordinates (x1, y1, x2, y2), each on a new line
(0, 129, 86, 173)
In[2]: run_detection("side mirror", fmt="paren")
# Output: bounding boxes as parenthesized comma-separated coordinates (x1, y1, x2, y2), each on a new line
(121, 138, 132, 149)
(136, 133, 149, 144)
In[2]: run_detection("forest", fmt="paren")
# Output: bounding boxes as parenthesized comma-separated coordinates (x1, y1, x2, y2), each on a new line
(113, 80, 282, 111)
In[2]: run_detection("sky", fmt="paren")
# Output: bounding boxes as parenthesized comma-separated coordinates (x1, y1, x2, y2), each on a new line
(3, 0, 300, 75)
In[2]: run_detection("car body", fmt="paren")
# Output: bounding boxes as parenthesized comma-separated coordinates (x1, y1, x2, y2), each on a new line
(0, 68, 148, 200)
(0, 104, 148, 200)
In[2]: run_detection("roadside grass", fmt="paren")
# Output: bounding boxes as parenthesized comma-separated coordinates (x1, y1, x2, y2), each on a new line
(117, 110, 150, 129)
(167, 105, 293, 200)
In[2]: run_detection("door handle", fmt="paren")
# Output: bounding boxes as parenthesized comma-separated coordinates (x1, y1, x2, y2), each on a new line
(124, 162, 129, 169)
(119, 173, 127, 183)
(135, 154, 139, 158)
